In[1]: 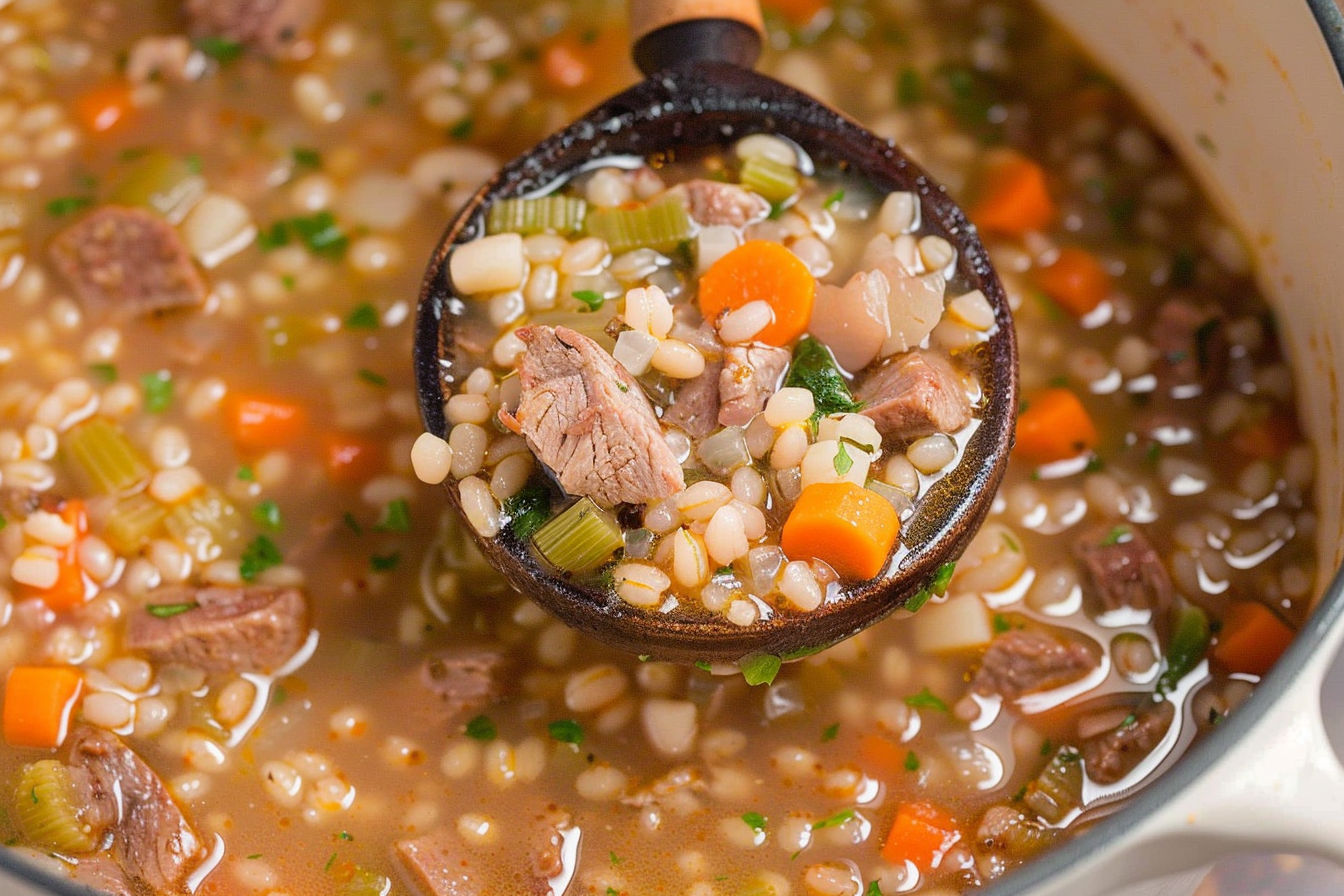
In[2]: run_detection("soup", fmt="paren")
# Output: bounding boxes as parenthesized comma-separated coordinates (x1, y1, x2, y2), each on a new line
(0, 1, 1317, 895)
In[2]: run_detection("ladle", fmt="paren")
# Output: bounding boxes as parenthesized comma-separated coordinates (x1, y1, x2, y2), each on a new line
(414, 0, 1018, 667)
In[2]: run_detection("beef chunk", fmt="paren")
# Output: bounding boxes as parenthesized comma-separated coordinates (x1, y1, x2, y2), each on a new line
(858, 349, 972, 441)
(185, 0, 321, 56)
(397, 828, 484, 896)
(420, 647, 505, 720)
(49, 206, 207, 317)
(125, 584, 309, 673)
(662, 357, 723, 438)
(66, 856, 138, 896)
(65, 727, 203, 893)
(972, 629, 1098, 700)
(514, 325, 685, 506)
(528, 806, 573, 888)
(1071, 524, 1174, 617)
(1150, 299, 1227, 394)
(677, 180, 769, 228)
(718, 343, 791, 426)
(1081, 701, 1174, 784)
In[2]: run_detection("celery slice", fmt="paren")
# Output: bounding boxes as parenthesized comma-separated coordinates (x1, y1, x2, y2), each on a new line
(14, 760, 98, 853)
(338, 866, 393, 896)
(740, 155, 800, 203)
(64, 417, 151, 495)
(1023, 746, 1083, 824)
(584, 197, 693, 255)
(486, 195, 588, 236)
(531, 496, 623, 573)
(104, 492, 169, 553)
(109, 151, 206, 223)
(165, 486, 244, 556)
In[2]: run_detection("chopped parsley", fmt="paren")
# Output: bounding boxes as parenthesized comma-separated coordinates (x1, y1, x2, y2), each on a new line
(904, 686, 949, 713)
(930, 560, 957, 595)
(741, 811, 767, 833)
(823, 189, 845, 209)
(821, 722, 840, 742)
(87, 363, 118, 383)
(342, 512, 362, 534)
(904, 750, 920, 771)
(344, 303, 380, 330)
(897, 67, 923, 106)
(866, 882, 884, 896)
(194, 36, 244, 63)
(46, 195, 93, 217)
(140, 370, 174, 413)
(784, 337, 862, 418)
(1040, 738, 1053, 757)
(357, 368, 388, 387)
(370, 551, 400, 572)
(572, 289, 604, 311)
(146, 601, 197, 618)
(0, 514, 6, 532)
(1100, 525, 1132, 546)
(373, 498, 412, 533)
(259, 211, 349, 259)
(240, 535, 282, 581)
(609, 851, 622, 867)
(246, 854, 263, 860)
(503, 483, 551, 542)
(337, 831, 353, 842)
(464, 714, 496, 741)
(547, 718, 584, 744)
(693, 660, 712, 672)
(812, 808, 855, 829)
(252, 500, 283, 530)
(904, 586, 932, 613)
(992, 613, 1012, 634)
(291, 147, 322, 170)
(740, 653, 782, 687)
(324, 852, 337, 873)
(832, 440, 854, 476)
(449, 117, 475, 140)
(237, 465, 255, 482)
(366, 89, 387, 107)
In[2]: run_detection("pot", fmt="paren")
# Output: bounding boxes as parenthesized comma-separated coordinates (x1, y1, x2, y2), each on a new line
(1, 2, 1342, 895)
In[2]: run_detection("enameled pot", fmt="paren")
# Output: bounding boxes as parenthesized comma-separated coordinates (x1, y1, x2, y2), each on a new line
(1, 1, 1342, 895)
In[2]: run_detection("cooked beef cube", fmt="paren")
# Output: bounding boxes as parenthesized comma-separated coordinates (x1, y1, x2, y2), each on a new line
(718, 343, 791, 426)
(1071, 524, 1174, 617)
(65, 727, 204, 893)
(184, 0, 321, 56)
(858, 349, 972, 441)
(125, 584, 309, 673)
(662, 356, 723, 438)
(1150, 299, 1227, 394)
(420, 647, 506, 720)
(678, 180, 769, 228)
(514, 325, 685, 506)
(972, 629, 1098, 700)
(49, 206, 207, 317)
(0, 486, 44, 518)
(1081, 701, 1174, 784)
(396, 828, 484, 896)
(528, 806, 573, 886)
(66, 855, 138, 896)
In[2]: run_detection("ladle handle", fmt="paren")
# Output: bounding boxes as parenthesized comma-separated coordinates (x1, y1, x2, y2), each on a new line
(629, 0, 764, 75)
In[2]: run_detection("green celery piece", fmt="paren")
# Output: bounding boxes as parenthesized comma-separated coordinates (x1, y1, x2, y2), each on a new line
(1157, 604, 1212, 694)
(64, 418, 151, 494)
(486, 195, 588, 236)
(584, 197, 692, 254)
(1023, 747, 1083, 824)
(531, 497, 622, 573)
(164, 487, 245, 554)
(103, 492, 169, 553)
(740, 155, 800, 203)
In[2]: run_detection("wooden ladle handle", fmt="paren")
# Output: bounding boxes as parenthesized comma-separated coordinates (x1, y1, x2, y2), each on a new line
(629, 0, 764, 75)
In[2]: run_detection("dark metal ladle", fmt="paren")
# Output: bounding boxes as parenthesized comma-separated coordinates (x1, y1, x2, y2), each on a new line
(414, 0, 1018, 666)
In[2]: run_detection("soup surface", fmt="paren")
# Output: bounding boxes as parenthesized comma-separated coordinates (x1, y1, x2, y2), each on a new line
(0, 1, 1319, 895)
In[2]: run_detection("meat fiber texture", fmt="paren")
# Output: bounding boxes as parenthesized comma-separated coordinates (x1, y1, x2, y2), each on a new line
(514, 325, 685, 507)
(125, 584, 309, 674)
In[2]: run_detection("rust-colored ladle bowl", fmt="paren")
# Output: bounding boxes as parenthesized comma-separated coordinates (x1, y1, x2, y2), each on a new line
(414, 0, 1018, 667)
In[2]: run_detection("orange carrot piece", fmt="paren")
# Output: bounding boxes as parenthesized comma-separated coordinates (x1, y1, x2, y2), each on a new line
(1230, 412, 1300, 460)
(323, 434, 386, 485)
(1212, 601, 1295, 677)
(780, 482, 900, 581)
(1035, 247, 1112, 317)
(859, 733, 907, 775)
(1014, 388, 1098, 464)
(881, 801, 962, 873)
(226, 394, 308, 450)
(75, 81, 135, 133)
(762, 0, 829, 25)
(541, 37, 593, 90)
(969, 152, 1056, 237)
(698, 240, 816, 346)
(25, 501, 91, 612)
(3, 666, 83, 749)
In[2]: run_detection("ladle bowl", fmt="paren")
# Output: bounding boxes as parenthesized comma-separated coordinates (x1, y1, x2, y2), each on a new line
(414, 6, 1018, 666)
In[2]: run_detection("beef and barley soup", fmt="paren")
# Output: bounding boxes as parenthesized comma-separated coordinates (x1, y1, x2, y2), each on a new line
(0, 1, 1318, 895)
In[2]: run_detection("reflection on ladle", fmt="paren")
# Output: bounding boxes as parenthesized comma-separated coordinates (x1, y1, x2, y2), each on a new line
(413, 0, 1018, 668)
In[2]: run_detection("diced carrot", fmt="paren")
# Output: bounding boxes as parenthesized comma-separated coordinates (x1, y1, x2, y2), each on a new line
(1230, 411, 1300, 460)
(969, 151, 1056, 237)
(1212, 601, 1295, 676)
(3, 666, 83, 749)
(541, 37, 593, 91)
(1034, 247, 1111, 317)
(762, 0, 828, 25)
(780, 482, 900, 581)
(859, 733, 907, 775)
(23, 501, 92, 612)
(75, 81, 135, 133)
(1014, 388, 1098, 464)
(323, 434, 386, 485)
(881, 801, 962, 873)
(226, 394, 308, 450)
(698, 240, 816, 346)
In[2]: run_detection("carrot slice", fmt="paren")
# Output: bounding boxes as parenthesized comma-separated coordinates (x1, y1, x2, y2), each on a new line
(323, 434, 386, 485)
(969, 152, 1056, 237)
(1014, 388, 1098, 464)
(1212, 601, 1295, 676)
(1035, 247, 1111, 317)
(75, 81, 135, 133)
(762, 0, 828, 25)
(698, 240, 816, 346)
(24, 501, 92, 612)
(3, 666, 83, 749)
(859, 733, 908, 775)
(226, 394, 308, 450)
(541, 37, 593, 90)
(881, 801, 962, 873)
(780, 482, 900, 581)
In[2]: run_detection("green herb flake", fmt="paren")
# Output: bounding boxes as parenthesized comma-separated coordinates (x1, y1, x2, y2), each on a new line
(0, 514, 6, 532)
(1119, 713, 1138, 730)
(548, 718, 584, 744)
(183, 153, 203, 175)
(449, 117, 475, 141)
(866, 882, 884, 896)
(832, 440, 854, 476)
(606, 888, 620, 896)
(1208, 707, 1223, 726)
(356, 368, 388, 387)
(992, 613, 1012, 634)
(931, 560, 957, 595)
(1144, 442, 1163, 467)
(271, 685, 288, 706)
(823, 189, 845, 209)
(784, 337, 862, 418)
(280, 273, 296, 291)
(251, 499, 282, 531)
(1001, 531, 1022, 553)
(904, 587, 932, 613)
(374, 498, 412, 533)
(370, 551, 400, 572)
(342, 511, 363, 535)
(366, 89, 387, 107)
(1040, 738, 1053, 757)
(46, 195, 94, 217)
(812, 808, 855, 829)
(897, 67, 923, 106)
(337, 831, 353, 841)
(464, 714, 497, 741)
(503, 483, 551, 542)
(693, 660, 712, 672)
(140, 371, 174, 413)
(1011, 784, 1028, 802)
(904, 686, 949, 713)
(609, 851, 622, 867)
(87, 362, 118, 383)
(240, 535, 283, 581)
(344, 303, 380, 330)
(29, 787, 38, 804)
(146, 601, 198, 619)
(247, 853, 263, 859)
(256, 221, 290, 251)
(821, 722, 840, 742)
(236, 465, 255, 482)
(714, 565, 734, 578)
(324, 851, 337, 873)
(194, 35, 244, 63)
(1195, 132, 1219, 157)
(741, 653, 782, 687)
(572, 289, 605, 311)
(742, 811, 767, 832)
(291, 147, 322, 170)
(903, 750, 920, 771)
(1100, 525, 1132, 547)
(291, 210, 348, 259)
